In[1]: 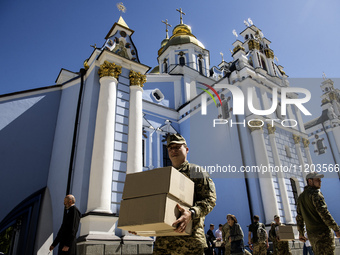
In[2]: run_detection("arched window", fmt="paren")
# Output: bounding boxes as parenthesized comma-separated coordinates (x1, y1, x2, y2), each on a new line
(163, 144, 172, 167)
(261, 57, 267, 71)
(163, 62, 168, 73)
(198, 59, 203, 74)
(317, 139, 325, 154)
(245, 34, 249, 40)
(179, 56, 185, 66)
(289, 178, 299, 206)
(248, 56, 253, 67)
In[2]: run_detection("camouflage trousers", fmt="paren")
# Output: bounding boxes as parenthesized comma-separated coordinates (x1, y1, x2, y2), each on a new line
(252, 242, 267, 255)
(308, 230, 335, 255)
(153, 236, 205, 255)
(272, 240, 291, 255)
(224, 243, 230, 255)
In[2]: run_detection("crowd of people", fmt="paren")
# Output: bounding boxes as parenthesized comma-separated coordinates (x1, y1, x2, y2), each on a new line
(204, 172, 340, 255)
(48, 135, 339, 255)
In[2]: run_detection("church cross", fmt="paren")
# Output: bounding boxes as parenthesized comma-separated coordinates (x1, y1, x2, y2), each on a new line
(162, 19, 172, 39)
(176, 8, 186, 24)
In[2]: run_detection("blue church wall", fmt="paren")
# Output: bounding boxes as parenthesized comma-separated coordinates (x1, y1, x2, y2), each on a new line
(143, 81, 175, 108)
(46, 82, 88, 237)
(70, 67, 102, 215)
(182, 100, 252, 241)
(0, 90, 61, 222)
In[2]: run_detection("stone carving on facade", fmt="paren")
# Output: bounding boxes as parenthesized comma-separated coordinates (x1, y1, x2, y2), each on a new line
(98, 61, 122, 78)
(302, 138, 310, 148)
(292, 134, 301, 144)
(129, 70, 147, 87)
(267, 124, 276, 134)
(247, 120, 263, 132)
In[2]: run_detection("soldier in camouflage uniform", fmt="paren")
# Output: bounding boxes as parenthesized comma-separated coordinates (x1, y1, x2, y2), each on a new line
(296, 172, 340, 255)
(153, 134, 217, 255)
(222, 214, 232, 255)
(248, 215, 268, 255)
(269, 215, 291, 255)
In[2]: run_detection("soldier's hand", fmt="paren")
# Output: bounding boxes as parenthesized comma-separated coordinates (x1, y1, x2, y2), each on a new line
(173, 204, 191, 233)
(49, 246, 54, 251)
(128, 231, 137, 235)
(62, 246, 69, 252)
(335, 231, 340, 238)
(299, 235, 307, 242)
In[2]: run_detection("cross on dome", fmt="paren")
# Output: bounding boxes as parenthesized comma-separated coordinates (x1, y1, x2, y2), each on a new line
(176, 8, 186, 24)
(162, 19, 172, 39)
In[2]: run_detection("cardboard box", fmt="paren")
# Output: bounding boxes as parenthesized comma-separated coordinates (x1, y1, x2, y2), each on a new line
(122, 167, 194, 206)
(276, 225, 295, 241)
(118, 193, 192, 236)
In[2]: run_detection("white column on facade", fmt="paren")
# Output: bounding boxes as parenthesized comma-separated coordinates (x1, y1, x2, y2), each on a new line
(146, 128, 155, 170)
(80, 61, 122, 238)
(86, 75, 118, 214)
(267, 125, 294, 224)
(293, 134, 307, 181)
(126, 71, 145, 174)
(302, 137, 312, 184)
(248, 121, 279, 224)
(156, 129, 162, 168)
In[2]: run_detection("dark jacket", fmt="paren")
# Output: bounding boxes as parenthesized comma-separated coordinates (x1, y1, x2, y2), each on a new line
(52, 205, 81, 255)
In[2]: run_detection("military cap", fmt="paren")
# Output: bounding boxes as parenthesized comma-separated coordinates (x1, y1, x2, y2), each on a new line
(274, 215, 280, 219)
(306, 172, 324, 180)
(167, 134, 187, 147)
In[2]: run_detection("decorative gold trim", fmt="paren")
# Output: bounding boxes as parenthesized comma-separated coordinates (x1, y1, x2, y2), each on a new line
(248, 120, 263, 132)
(248, 39, 260, 51)
(129, 70, 146, 87)
(264, 49, 274, 59)
(329, 92, 336, 101)
(84, 60, 90, 70)
(293, 134, 301, 144)
(322, 98, 330, 104)
(267, 124, 276, 134)
(302, 138, 310, 148)
(233, 45, 245, 54)
(98, 61, 122, 78)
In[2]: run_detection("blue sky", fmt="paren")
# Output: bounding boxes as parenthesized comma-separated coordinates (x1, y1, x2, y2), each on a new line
(1, 0, 339, 120)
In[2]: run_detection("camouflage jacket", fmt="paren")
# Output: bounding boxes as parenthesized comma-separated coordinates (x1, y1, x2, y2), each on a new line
(296, 185, 339, 236)
(222, 222, 230, 244)
(269, 222, 284, 242)
(179, 161, 217, 247)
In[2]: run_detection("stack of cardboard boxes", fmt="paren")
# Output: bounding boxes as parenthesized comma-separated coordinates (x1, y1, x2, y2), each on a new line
(275, 225, 295, 241)
(118, 167, 194, 236)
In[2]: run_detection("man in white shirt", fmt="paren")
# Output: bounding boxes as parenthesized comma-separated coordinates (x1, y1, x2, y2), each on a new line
(214, 224, 225, 255)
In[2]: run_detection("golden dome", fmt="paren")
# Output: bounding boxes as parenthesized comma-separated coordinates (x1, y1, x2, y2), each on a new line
(158, 23, 205, 56)
(172, 24, 193, 36)
(161, 38, 169, 48)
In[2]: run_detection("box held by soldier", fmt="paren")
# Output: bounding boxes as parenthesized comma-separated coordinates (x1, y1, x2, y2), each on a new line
(118, 166, 194, 236)
(121, 166, 194, 205)
(275, 225, 295, 241)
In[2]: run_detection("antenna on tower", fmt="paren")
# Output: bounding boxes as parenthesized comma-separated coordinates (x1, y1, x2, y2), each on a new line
(232, 29, 238, 38)
(220, 52, 224, 62)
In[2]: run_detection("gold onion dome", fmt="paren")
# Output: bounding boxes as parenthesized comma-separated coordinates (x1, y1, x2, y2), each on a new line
(158, 23, 205, 55)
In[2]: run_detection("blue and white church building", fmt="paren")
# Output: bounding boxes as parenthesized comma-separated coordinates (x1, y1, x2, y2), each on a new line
(1, 10, 339, 255)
